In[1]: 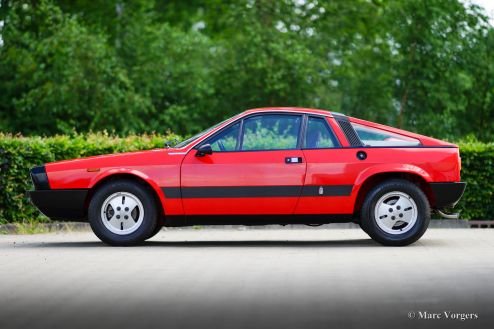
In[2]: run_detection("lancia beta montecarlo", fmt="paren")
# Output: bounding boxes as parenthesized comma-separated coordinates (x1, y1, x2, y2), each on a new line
(28, 108, 466, 246)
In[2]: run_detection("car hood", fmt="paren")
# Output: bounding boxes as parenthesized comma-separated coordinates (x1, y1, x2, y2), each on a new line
(45, 148, 187, 172)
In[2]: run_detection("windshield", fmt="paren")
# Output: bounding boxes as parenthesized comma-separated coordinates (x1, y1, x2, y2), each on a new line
(173, 117, 232, 148)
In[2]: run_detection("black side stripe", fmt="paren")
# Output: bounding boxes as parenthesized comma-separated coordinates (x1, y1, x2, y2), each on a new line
(301, 185, 353, 197)
(161, 185, 353, 199)
(162, 187, 181, 199)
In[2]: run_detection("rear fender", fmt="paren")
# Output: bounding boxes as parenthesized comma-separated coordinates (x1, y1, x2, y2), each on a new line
(354, 164, 432, 192)
(352, 164, 433, 215)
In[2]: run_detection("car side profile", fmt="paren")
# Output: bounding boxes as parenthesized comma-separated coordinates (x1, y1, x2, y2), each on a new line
(28, 107, 466, 246)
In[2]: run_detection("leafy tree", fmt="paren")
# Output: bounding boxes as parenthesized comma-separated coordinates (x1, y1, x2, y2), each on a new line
(0, 0, 493, 140)
(383, 0, 491, 138)
(303, 0, 493, 140)
(213, 0, 336, 116)
(459, 28, 494, 141)
(118, 15, 218, 133)
(0, 1, 151, 135)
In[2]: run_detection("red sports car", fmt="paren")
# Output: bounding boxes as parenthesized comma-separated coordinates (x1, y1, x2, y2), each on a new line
(28, 108, 466, 246)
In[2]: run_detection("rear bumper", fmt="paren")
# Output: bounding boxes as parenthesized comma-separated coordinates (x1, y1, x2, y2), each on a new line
(28, 189, 88, 221)
(430, 182, 467, 208)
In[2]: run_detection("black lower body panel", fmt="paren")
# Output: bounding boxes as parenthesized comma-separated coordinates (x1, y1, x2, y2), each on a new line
(28, 189, 88, 221)
(164, 214, 355, 227)
(430, 182, 467, 208)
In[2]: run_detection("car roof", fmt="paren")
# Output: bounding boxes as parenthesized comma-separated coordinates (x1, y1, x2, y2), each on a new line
(243, 107, 339, 117)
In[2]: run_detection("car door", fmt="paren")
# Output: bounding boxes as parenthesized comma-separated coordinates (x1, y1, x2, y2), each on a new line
(294, 115, 356, 215)
(180, 113, 306, 216)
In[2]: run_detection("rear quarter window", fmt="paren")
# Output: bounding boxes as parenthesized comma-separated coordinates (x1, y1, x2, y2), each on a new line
(351, 123, 420, 147)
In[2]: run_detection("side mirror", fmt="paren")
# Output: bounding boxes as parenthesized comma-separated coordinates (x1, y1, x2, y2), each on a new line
(164, 138, 178, 148)
(195, 144, 213, 157)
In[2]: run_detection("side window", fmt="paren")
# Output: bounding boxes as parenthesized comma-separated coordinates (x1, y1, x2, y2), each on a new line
(304, 117, 338, 149)
(241, 114, 301, 151)
(351, 123, 420, 147)
(207, 122, 240, 151)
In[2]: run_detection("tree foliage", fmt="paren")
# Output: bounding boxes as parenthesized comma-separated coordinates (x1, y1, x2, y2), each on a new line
(0, 0, 492, 140)
(0, 1, 151, 134)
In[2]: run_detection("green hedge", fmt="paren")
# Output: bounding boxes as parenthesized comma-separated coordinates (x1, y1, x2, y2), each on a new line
(455, 141, 494, 220)
(0, 134, 492, 223)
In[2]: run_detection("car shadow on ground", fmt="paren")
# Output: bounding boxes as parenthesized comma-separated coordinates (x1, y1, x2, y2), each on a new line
(145, 239, 380, 248)
(14, 238, 383, 249)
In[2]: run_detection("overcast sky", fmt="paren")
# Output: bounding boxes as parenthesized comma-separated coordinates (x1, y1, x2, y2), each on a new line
(469, 0, 494, 24)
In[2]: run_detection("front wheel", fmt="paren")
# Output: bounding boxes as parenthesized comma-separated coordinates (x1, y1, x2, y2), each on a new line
(88, 180, 159, 246)
(360, 179, 430, 246)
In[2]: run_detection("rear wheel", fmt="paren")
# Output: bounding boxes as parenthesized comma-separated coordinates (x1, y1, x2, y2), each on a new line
(88, 180, 159, 246)
(360, 179, 430, 246)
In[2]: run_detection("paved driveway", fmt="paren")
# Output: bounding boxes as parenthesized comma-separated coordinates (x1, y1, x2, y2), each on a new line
(0, 228, 493, 329)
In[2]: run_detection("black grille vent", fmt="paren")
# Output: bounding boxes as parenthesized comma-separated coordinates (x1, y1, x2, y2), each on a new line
(336, 119, 363, 146)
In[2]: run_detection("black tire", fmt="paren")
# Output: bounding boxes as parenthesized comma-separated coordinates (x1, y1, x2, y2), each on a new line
(360, 179, 430, 246)
(358, 221, 368, 234)
(88, 179, 159, 246)
(146, 223, 162, 240)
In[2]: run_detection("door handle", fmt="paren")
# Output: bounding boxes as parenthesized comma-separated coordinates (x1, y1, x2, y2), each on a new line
(285, 157, 303, 164)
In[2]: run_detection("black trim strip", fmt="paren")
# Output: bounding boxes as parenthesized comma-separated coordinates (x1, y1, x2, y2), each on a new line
(162, 185, 353, 199)
(298, 114, 308, 149)
(339, 145, 457, 149)
(301, 185, 353, 197)
(162, 187, 181, 198)
(182, 186, 302, 198)
(30, 165, 50, 190)
(183, 145, 456, 153)
(164, 214, 355, 227)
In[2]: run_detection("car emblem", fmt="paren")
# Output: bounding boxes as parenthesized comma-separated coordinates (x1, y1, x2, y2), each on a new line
(319, 186, 324, 195)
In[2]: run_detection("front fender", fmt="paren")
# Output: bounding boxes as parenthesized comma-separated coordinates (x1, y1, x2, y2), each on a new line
(89, 168, 167, 212)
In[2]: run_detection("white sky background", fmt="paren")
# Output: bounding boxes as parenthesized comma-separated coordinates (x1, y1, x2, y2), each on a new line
(469, 0, 494, 24)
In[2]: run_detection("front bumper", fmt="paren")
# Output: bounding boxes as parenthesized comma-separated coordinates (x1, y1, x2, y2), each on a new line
(430, 182, 467, 208)
(28, 165, 88, 221)
(28, 189, 88, 221)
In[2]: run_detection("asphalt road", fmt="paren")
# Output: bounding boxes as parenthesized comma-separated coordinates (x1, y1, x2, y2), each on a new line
(0, 228, 493, 329)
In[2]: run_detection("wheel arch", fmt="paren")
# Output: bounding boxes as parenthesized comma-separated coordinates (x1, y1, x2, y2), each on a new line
(84, 171, 166, 218)
(353, 171, 433, 217)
